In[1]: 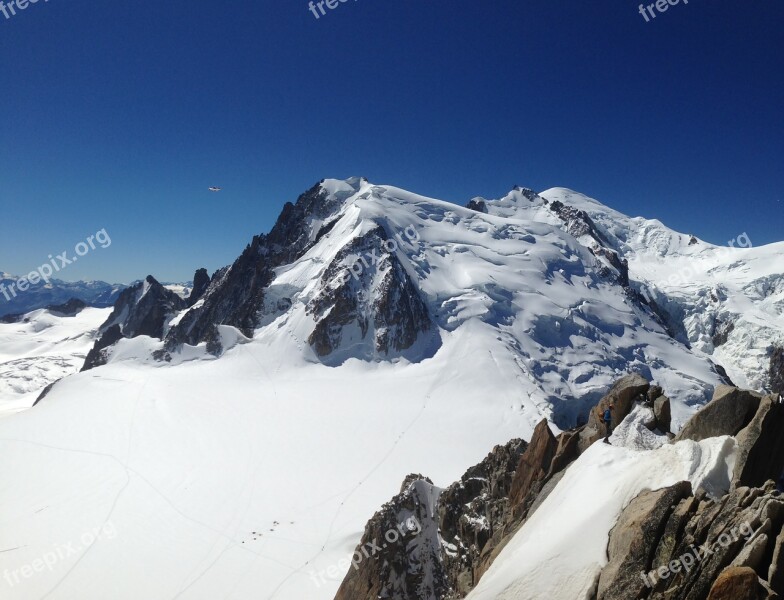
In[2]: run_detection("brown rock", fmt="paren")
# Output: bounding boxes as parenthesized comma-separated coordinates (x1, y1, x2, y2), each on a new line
(769, 527, 784, 596)
(674, 385, 762, 443)
(733, 395, 784, 489)
(707, 566, 763, 600)
(653, 395, 671, 433)
(508, 419, 557, 519)
(597, 482, 692, 600)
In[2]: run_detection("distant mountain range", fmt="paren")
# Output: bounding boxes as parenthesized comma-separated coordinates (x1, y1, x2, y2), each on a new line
(0, 273, 194, 318)
(0, 273, 125, 317)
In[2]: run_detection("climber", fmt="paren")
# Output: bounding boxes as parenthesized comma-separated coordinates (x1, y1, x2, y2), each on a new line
(601, 404, 614, 444)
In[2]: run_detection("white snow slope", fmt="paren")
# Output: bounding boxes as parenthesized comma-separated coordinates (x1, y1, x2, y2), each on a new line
(0, 179, 780, 600)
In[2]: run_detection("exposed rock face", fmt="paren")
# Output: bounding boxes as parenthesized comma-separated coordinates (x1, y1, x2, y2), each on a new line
(712, 319, 736, 348)
(45, 298, 87, 316)
(675, 385, 762, 443)
(732, 395, 784, 489)
(770, 346, 784, 395)
(82, 276, 186, 371)
(466, 198, 488, 213)
(548, 199, 610, 247)
(654, 394, 672, 433)
(187, 268, 210, 307)
(33, 379, 60, 406)
(307, 226, 432, 361)
(334, 414, 604, 599)
(507, 419, 557, 519)
(471, 421, 580, 584)
(333, 477, 446, 600)
(82, 324, 124, 371)
(334, 440, 527, 600)
(769, 527, 784, 594)
(334, 444, 526, 600)
(437, 439, 528, 597)
(578, 374, 650, 451)
(100, 276, 186, 340)
(598, 480, 784, 600)
(597, 482, 693, 600)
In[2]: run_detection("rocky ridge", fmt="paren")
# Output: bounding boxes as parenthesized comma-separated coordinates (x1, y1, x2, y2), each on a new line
(335, 375, 784, 600)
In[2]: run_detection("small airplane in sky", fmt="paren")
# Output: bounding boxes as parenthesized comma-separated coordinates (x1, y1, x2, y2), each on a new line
(208, 186, 222, 192)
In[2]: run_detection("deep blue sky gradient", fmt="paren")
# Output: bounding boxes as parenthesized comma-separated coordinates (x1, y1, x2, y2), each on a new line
(1, 0, 782, 283)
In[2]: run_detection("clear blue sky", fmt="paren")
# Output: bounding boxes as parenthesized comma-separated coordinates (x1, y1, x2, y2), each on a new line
(1, 0, 782, 283)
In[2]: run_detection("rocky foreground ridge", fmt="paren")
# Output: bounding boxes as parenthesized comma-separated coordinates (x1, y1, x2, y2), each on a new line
(336, 376, 784, 600)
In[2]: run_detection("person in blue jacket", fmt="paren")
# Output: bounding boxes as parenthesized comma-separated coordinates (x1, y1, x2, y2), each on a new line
(602, 404, 614, 444)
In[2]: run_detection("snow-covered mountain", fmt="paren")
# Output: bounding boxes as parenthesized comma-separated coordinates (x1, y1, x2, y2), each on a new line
(0, 178, 781, 600)
(0, 273, 124, 317)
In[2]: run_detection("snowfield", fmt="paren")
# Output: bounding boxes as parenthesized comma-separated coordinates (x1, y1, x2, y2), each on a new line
(0, 307, 109, 416)
(0, 178, 781, 599)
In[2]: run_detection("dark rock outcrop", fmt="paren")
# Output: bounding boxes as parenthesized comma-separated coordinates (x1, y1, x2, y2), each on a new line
(307, 226, 432, 361)
(712, 319, 736, 348)
(548, 199, 611, 247)
(45, 298, 87, 316)
(770, 346, 784, 396)
(186, 268, 210, 307)
(466, 198, 487, 213)
(675, 385, 763, 443)
(334, 477, 446, 600)
(0, 312, 24, 323)
(81, 276, 186, 371)
(769, 527, 784, 595)
(732, 395, 784, 489)
(81, 324, 124, 371)
(32, 379, 61, 406)
(335, 440, 527, 600)
(338, 373, 784, 600)
(437, 439, 528, 597)
(654, 395, 672, 433)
